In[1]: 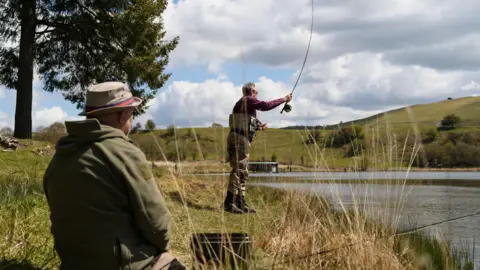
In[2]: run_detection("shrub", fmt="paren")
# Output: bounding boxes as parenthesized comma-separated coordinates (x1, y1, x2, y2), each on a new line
(130, 134, 165, 161)
(166, 124, 175, 137)
(34, 122, 67, 144)
(344, 138, 366, 157)
(304, 129, 321, 144)
(421, 136, 480, 168)
(145, 120, 156, 131)
(438, 113, 460, 130)
(422, 128, 438, 143)
(271, 154, 277, 162)
(131, 122, 142, 134)
(328, 125, 364, 147)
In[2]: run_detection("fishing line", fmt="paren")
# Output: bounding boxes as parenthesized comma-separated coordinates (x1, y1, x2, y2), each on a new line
(257, 209, 480, 269)
(240, 45, 247, 83)
(280, 0, 314, 114)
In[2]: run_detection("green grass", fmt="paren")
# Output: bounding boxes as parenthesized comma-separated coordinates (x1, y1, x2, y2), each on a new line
(131, 127, 360, 170)
(0, 145, 475, 269)
(395, 231, 475, 270)
(0, 180, 56, 269)
(133, 124, 480, 172)
(0, 140, 52, 179)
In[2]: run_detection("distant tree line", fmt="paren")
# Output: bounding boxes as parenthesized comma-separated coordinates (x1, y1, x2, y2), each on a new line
(304, 125, 366, 158)
(417, 130, 480, 167)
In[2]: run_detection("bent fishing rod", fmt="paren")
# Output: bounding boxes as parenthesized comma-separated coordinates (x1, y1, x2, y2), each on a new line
(281, 0, 314, 114)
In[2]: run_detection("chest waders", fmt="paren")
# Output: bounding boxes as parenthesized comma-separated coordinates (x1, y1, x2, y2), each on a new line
(228, 113, 260, 142)
(223, 113, 258, 214)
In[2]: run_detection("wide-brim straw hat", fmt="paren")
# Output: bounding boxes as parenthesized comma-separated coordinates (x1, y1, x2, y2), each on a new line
(78, 81, 142, 116)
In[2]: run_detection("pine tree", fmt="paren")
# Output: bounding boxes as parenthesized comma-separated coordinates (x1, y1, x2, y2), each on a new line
(0, 0, 178, 138)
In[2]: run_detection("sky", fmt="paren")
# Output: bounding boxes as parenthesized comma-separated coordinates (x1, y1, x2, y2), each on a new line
(2, 0, 480, 130)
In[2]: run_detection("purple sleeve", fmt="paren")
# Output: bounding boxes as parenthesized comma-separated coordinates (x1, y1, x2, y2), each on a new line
(249, 97, 285, 111)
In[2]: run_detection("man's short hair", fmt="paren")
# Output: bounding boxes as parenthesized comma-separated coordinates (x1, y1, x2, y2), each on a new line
(242, 82, 256, 96)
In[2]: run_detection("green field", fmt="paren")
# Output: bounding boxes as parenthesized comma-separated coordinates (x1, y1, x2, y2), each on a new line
(130, 127, 357, 169)
(0, 146, 474, 269)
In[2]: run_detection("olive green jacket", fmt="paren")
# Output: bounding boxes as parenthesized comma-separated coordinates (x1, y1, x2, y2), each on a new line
(43, 119, 171, 270)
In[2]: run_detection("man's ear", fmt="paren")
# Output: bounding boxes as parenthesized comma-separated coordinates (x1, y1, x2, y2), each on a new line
(117, 111, 128, 124)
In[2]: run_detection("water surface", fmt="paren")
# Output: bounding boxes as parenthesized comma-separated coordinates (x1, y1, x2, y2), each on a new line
(246, 172, 480, 267)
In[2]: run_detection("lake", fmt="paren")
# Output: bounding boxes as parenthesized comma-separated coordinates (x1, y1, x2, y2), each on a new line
(201, 171, 480, 267)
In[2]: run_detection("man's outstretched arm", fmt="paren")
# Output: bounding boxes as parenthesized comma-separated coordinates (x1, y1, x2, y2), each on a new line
(249, 95, 289, 112)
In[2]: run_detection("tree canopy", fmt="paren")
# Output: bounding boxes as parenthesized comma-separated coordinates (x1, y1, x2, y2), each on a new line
(145, 119, 156, 130)
(0, 0, 178, 138)
(440, 113, 461, 128)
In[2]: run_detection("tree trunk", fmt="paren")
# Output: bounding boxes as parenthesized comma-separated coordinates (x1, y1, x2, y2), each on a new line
(14, 0, 36, 139)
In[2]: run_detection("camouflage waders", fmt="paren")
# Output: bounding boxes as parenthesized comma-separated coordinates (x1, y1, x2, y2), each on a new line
(224, 130, 256, 214)
(227, 131, 250, 198)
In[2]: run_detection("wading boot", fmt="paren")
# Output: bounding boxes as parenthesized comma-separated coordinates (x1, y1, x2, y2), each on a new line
(238, 195, 256, 213)
(223, 191, 244, 214)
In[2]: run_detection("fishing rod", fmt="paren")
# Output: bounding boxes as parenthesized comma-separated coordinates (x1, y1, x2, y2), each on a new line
(280, 0, 314, 114)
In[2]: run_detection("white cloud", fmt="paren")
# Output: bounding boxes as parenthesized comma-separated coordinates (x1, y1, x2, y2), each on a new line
(3, 0, 480, 129)
(295, 52, 476, 110)
(165, 0, 480, 70)
(146, 51, 478, 128)
(0, 112, 12, 128)
(0, 87, 5, 99)
(33, 106, 82, 129)
(460, 81, 480, 91)
(155, 0, 480, 128)
(148, 76, 392, 128)
(153, 79, 239, 128)
(33, 107, 68, 128)
(164, 0, 313, 69)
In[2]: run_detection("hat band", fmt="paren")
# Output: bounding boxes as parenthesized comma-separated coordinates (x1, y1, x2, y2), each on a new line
(85, 97, 135, 113)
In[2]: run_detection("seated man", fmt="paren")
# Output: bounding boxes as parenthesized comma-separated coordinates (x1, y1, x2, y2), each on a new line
(43, 82, 185, 270)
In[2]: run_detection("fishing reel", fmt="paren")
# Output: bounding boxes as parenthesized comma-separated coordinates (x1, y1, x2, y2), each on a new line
(280, 103, 292, 114)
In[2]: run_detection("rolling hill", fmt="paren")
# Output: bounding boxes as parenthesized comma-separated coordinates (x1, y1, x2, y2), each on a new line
(338, 96, 480, 128)
(284, 96, 480, 131)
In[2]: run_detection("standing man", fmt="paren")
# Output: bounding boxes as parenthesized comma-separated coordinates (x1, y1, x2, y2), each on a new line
(223, 82, 292, 214)
(43, 82, 185, 270)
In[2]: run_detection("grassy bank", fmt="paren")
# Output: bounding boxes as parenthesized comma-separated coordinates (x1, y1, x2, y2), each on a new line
(0, 147, 474, 269)
(152, 160, 480, 175)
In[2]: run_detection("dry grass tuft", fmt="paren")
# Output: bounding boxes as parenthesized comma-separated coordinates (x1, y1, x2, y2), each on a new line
(254, 189, 402, 269)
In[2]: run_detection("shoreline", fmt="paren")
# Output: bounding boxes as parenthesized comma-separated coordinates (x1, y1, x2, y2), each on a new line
(151, 160, 480, 173)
